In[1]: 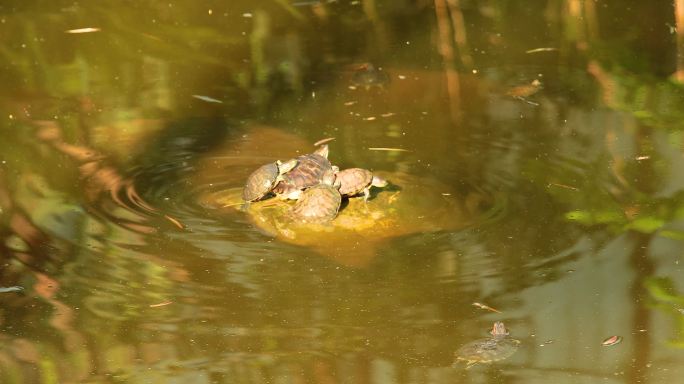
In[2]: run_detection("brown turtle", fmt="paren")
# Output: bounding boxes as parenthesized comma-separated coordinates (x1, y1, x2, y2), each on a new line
(290, 169, 341, 224)
(242, 159, 298, 202)
(273, 145, 333, 200)
(455, 322, 520, 369)
(336, 168, 388, 201)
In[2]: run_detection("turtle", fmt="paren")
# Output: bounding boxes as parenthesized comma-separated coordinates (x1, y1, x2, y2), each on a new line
(272, 144, 333, 200)
(454, 321, 520, 369)
(335, 168, 388, 201)
(351, 63, 390, 90)
(290, 169, 341, 224)
(242, 159, 298, 202)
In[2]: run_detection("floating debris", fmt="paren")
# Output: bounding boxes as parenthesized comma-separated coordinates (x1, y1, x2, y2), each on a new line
(381, 112, 396, 117)
(165, 215, 185, 230)
(313, 137, 335, 147)
(363, 116, 377, 121)
(368, 147, 410, 152)
(149, 301, 173, 308)
(192, 95, 223, 104)
(0, 286, 24, 293)
(65, 27, 101, 34)
(242, 12, 253, 18)
(526, 47, 558, 54)
(601, 335, 623, 346)
(343, 101, 357, 106)
(548, 183, 579, 191)
(635, 155, 650, 160)
(472, 302, 502, 313)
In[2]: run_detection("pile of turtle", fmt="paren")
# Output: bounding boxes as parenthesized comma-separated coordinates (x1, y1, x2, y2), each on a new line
(241, 144, 388, 224)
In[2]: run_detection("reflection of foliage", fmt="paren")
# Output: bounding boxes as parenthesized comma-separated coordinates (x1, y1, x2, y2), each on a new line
(644, 277, 684, 348)
(565, 191, 684, 238)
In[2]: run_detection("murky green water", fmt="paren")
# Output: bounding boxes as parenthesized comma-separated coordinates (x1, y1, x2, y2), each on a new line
(1, 1, 684, 383)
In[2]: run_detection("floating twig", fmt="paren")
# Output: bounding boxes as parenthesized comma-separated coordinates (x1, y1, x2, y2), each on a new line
(548, 183, 579, 191)
(526, 47, 558, 54)
(601, 335, 622, 346)
(164, 215, 185, 230)
(314, 137, 335, 147)
(368, 147, 410, 152)
(149, 301, 173, 308)
(192, 95, 223, 104)
(472, 302, 502, 313)
(65, 27, 101, 34)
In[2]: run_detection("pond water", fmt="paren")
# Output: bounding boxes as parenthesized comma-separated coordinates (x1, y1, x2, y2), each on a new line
(1, 1, 684, 383)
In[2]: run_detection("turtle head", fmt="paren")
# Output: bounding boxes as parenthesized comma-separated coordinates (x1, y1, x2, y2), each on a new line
(314, 144, 329, 158)
(371, 175, 388, 188)
(490, 322, 509, 337)
(276, 158, 298, 174)
(321, 168, 337, 187)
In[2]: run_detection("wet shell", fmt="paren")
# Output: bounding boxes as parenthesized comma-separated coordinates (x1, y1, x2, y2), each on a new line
(455, 322, 520, 367)
(337, 168, 373, 196)
(242, 162, 279, 201)
(274, 153, 332, 193)
(456, 337, 520, 364)
(291, 184, 341, 223)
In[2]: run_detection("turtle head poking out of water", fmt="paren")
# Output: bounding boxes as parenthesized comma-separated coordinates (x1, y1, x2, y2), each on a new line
(454, 321, 520, 369)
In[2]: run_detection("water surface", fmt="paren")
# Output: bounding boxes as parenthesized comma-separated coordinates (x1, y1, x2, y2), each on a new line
(1, 1, 683, 383)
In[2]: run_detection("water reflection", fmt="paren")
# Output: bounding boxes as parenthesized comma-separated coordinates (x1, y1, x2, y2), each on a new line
(1, 1, 684, 383)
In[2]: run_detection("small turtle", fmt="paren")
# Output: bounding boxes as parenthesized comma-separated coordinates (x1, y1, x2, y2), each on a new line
(351, 63, 390, 90)
(291, 169, 341, 224)
(336, 168, 388, 201)
(242, 159, 298, 202)
(455, 322, 520, 369)
(273, 145, 333, 200)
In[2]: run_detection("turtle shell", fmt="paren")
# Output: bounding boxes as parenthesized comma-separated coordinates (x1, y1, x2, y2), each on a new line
(336, 168, 373, 196)
(273, 153, 332, 195)
(455, 336, 520, 365)
(291, 184, 341, 223)
(242, 162, 279, 202)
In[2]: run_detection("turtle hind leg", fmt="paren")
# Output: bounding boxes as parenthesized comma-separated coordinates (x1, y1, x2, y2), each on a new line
(363, 187, 371, 202)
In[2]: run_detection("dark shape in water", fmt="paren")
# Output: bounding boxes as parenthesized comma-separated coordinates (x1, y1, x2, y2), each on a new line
(351, 63, 390, 90)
